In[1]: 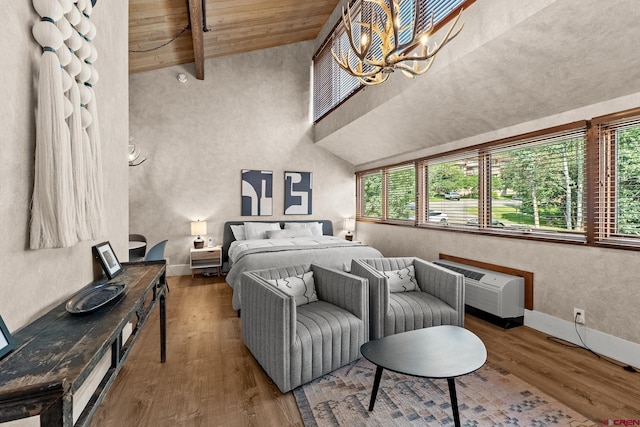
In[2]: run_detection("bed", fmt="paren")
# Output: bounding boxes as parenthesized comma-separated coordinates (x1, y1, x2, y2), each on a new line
(223, 220, 383, 311)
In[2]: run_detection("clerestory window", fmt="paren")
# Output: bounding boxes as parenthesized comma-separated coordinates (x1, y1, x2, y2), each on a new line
(312, 0, 470, 123)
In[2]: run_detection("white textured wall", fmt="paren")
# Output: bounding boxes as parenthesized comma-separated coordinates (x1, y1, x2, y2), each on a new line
(358, 222, 640, 346)
(128, 41, 355, 271)
(0, 0, 129, 332)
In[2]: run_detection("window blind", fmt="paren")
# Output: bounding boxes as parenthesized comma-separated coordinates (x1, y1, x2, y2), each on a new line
(593, 115, 640, 247)
(386, 164, 415, 222)
(313, 0, 469, 123)
(358, 170, 383, 219)
(425, 153, 480, 226)
(487, 127, 587, 240)
(354, 112, 640, 251)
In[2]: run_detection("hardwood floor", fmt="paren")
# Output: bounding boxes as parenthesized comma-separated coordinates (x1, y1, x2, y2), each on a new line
(90, 275, 640, 426)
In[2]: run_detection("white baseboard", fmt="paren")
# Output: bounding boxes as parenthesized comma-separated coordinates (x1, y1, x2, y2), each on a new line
(167, 263, 191, 277)
(525, 310, 640, 369)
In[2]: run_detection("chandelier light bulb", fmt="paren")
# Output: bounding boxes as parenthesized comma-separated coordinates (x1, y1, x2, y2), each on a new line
(360, 33, 368, 47)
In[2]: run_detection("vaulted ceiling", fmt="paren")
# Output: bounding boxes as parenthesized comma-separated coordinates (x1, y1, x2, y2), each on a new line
(129, 0, 640, 168)
(128, 0, 340, 77)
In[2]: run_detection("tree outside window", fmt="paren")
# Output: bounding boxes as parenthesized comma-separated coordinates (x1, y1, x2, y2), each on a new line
(362, 172, 382, 218)
(496, 137, 585, 232)
(427, 158, 478, 225)
(387, 165, 415, 221)
(615, 126, 640, 235)
(355, 111, 640, 249)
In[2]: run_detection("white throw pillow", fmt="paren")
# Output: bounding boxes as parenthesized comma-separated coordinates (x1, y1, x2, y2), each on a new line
(284, 222, 323, 236)
(266, 228, 313, 239)
(230, 224, 246, 241)
(244, 222, 281, 240)
(266, 271, 318, 306)
(382, 265, 419, 293)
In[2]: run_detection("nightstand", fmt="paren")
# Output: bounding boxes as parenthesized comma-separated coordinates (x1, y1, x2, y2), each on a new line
(190, 246, 222, 277)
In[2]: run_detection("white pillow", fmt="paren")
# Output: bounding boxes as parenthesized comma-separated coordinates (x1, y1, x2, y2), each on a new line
(230, 224, 246, 241)
(284, 222, 323, 236)
(266, 271, 318, 306)
(382, 265, 419, 293)
(243, 222, 281, 240)
(266, 228, 313, 239)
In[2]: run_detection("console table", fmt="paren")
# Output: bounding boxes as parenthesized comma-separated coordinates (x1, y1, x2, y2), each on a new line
(0, 261, 167, 427)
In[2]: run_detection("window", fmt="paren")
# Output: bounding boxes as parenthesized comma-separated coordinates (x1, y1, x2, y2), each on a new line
(312, 0, 470, 123)
(426, 155, 479, 226)
(359, 170, 383, 219)
(615, 125, 640, 235)
(355, 110, 640, 251)
(387, 164, 415, 221)
(489, 129, 586, 238)
(593, 112, 640, 246)
(356, 123, 589, 243)
(358, 165, 415, 222)
(313, 34, 360, 122)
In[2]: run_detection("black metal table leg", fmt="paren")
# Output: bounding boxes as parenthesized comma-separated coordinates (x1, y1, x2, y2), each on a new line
(160, 291, 166, 363)
(368, 366, 384, 411)
(447, 377, 461, 427)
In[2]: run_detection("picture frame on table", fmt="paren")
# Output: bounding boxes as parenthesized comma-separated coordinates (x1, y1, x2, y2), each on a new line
(92, 241, 123, 279)
(0, 314, 16, 360)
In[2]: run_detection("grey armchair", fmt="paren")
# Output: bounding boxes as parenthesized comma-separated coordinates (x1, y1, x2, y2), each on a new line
(351, 257, 464, 340)
(241, 264, 369, 393)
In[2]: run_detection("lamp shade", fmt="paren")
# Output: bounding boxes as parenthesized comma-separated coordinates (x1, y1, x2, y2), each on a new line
(191, 220, 207, 236)
(344, 218, 356, 232)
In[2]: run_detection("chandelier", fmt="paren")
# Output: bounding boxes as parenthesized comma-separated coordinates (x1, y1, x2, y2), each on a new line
(331, 0, 464, 85)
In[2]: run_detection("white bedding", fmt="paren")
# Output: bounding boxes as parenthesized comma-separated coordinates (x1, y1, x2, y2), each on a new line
(225, 236, 383, 311)
(228, 236, 353, 264)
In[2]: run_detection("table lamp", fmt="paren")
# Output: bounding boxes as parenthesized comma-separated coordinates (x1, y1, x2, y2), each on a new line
(191, 220, 207, 249)
(344, 217, 356, 241)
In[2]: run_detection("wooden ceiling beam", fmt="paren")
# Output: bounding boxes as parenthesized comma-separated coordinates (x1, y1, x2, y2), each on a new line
(128, 0, 341, 75)
(187, 0, 205, 80)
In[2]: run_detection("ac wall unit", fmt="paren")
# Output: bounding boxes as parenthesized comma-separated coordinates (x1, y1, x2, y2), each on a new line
(433, 259, 525, 328)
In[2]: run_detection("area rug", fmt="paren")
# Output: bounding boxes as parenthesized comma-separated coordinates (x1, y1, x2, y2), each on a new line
(294, 358, 597, 426)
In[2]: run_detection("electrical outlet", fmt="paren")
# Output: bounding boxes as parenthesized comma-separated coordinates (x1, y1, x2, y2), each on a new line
(574, 308, 585, 324)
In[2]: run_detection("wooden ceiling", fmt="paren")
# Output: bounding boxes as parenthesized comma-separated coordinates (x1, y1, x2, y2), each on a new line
(129, 0, 340, 77)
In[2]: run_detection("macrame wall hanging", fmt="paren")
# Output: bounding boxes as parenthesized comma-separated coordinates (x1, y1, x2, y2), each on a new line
(30, 0, 106, 249)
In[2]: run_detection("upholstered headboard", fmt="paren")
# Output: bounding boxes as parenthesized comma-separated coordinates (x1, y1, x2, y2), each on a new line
(221, 220, 334, 270)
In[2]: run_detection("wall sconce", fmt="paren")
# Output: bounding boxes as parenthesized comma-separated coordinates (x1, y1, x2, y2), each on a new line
(344, 217, 356, 241)
(191, 220, 207, 249)
(128, 136, 149, 167)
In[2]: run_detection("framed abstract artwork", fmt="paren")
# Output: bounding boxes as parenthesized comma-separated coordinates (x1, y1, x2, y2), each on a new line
(241, 170, 273, 216)
(284, 171, 312, 215)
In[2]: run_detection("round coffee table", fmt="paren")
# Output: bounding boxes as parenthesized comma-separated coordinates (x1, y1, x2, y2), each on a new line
(360, 325, 487, 427)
